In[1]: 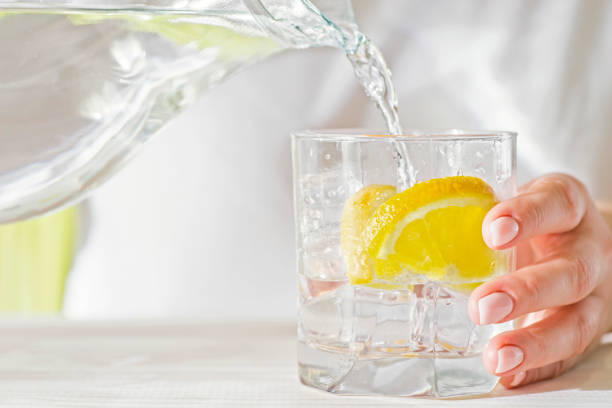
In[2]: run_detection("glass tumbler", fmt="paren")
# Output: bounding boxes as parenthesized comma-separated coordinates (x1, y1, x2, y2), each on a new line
(292, 129, 517, 398)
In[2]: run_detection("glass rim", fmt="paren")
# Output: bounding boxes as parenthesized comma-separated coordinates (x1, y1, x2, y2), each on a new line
(292, 128, 517, 142)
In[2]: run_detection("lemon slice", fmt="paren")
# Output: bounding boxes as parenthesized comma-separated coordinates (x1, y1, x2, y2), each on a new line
(366, 176, 500, 288)
(341, 176, 503, 290)
(341, 185, 396, 285)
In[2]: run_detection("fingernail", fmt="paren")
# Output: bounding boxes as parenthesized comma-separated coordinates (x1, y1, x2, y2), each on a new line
(478, 292, 514, 324)
(496, 346, 524, 374)
(487, 216, 519, 247)
(510, 371, 527, 387)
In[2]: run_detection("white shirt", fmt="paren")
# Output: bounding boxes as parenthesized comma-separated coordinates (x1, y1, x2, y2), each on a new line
(63, 0, 612, 319)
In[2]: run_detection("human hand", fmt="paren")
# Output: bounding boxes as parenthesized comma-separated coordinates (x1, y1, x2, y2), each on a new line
(468, 174, 612, 388)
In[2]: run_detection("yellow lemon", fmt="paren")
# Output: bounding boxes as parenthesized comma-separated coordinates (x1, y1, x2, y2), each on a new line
(341, 185, 396, 285)
(366, 176, 501, 287)
(341, 176, 504, 290)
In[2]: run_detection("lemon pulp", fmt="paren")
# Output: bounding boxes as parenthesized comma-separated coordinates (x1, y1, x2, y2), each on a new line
(341, 176, 503, 289)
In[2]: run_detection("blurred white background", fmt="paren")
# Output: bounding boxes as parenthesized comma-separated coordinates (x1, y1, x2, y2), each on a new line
(63, 0, 612, 320)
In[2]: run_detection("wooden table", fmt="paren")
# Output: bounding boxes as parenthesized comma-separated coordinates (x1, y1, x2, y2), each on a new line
(0, 320, 610, 407)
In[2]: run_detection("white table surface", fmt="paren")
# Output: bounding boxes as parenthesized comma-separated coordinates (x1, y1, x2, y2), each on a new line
(0, 320, 610, 407)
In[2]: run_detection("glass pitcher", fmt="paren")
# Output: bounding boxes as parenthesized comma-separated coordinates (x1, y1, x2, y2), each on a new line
(0, 0, 357, 223)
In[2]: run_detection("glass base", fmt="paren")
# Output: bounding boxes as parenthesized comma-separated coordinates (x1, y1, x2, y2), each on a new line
(298, 341, 498, 398)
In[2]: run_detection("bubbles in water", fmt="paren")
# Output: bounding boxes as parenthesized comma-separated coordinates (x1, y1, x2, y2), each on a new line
(495, 139, 513, 184)
(345, 36, 407, 189)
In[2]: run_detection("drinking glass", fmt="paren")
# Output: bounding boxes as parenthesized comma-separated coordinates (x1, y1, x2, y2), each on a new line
(292, 129, 517, 397)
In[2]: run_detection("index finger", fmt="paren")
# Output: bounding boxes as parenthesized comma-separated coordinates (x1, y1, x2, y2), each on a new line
(482, 174, 589, 249)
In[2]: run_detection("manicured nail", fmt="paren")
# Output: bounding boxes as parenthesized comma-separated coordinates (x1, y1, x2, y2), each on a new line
(478, 292, 514, 324)
(487, 216, 519, 247)
(510, 371, 527, 387)
(496, 346, 524, 374)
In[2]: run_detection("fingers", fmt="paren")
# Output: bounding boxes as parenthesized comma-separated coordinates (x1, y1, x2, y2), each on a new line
(499, 356, 580, 389)
(469, 251, 601, 325)
(499, 336, 603, 389)
(482, 295, 605, 377)
(474, 173, 610, 388)
(483, 174, 589, 249)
